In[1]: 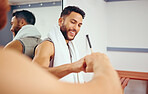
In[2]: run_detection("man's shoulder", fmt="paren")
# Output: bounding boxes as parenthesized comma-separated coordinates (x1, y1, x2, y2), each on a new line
(39, 40, 54, 49)
(9, 40, 22, 46)
(4, 40, 23, 53)
(35, 39, 55, 57)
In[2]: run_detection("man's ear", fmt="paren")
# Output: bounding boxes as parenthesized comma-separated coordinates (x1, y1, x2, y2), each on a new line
(19, 19, 27, 27)
(58, 17, 64, 26)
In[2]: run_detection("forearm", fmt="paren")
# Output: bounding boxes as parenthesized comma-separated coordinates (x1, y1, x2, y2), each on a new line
(83, 53, 123, 94)
(91, 57, 123, 94)
(32, 56, 50, 68)
(58, 67, 123, 94)
(93, 59, 116, 79)
(47, 64, 73, 79)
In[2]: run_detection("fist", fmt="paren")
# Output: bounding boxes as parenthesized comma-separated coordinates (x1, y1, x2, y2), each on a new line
(71, 58, 86, 73)
(84, 52, 109, 72)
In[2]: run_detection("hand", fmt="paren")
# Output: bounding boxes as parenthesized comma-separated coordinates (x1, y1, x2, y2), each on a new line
(71, 58, 86, 73)
(84, 52, 110, 72)
(120, 77, 130, 89)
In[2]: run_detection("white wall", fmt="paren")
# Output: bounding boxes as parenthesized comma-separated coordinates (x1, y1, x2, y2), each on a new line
(108, 52, 148, 72)
(106, 0, 148, 48)
(14, 6, 62, 39)
(106, 1, 148, 94)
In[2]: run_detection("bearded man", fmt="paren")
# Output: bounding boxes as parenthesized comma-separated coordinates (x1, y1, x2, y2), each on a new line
(4, 10, 42, 59)
(33, 6, 86, 83)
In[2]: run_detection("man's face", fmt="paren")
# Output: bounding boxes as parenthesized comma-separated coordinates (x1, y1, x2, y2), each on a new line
(59, 12, 83, 41)
(10, 16, 22, 36)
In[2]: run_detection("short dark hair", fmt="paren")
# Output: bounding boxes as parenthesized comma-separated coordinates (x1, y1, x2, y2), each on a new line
(12, 10, 36, 25)
(60, 6, 85, 19)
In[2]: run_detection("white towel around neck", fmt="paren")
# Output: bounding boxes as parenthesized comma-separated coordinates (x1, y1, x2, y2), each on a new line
(13, 25, 41, 40)
(47, 25, 84, 83)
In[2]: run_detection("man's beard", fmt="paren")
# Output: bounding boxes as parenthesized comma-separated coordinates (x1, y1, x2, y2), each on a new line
(60, 24, 77, 41)
(13, 30, 18, 36)
(13, 25, 21, 36)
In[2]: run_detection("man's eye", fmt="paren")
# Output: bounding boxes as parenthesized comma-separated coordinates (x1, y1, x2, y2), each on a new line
(78, 24, 82, 27)
(71, 21, 75, 24)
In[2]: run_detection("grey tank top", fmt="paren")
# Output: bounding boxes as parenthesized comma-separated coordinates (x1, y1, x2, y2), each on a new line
(18, 37, 42, 59)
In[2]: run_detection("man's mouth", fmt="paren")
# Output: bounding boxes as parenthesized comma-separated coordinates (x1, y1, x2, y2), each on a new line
(69, 31, 76, 36)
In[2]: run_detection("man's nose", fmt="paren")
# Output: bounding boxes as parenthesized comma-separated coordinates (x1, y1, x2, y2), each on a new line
(73, 24, 79, 32)
(10, 27, 13, 32)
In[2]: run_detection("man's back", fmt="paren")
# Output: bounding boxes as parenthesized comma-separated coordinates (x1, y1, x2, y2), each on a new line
(18, 37, 42, 59)
(4, 10, 42, 59)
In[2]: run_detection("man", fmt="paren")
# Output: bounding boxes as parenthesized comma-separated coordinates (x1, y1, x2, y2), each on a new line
(4, 10, 42, 59)
(33, 6, 86, 83)
(0, 1, 123, 94)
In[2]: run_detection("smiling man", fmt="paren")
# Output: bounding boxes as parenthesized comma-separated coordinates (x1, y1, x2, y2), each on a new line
(33, 6, 85, 83)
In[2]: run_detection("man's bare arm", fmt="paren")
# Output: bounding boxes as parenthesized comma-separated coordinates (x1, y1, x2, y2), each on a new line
(0, 48, 59, 94)
(46, 58, 85, 78)
(33, 41, 53, 67)
(0, 50, 123, 94)
(58, 53, 123, 94)
(33, 41, 85, 78)
(4, 40, 23, 54)
(84, 53, 123, 94)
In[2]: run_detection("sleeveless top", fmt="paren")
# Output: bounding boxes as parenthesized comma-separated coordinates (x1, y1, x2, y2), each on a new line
(18, 37, 42, 59)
